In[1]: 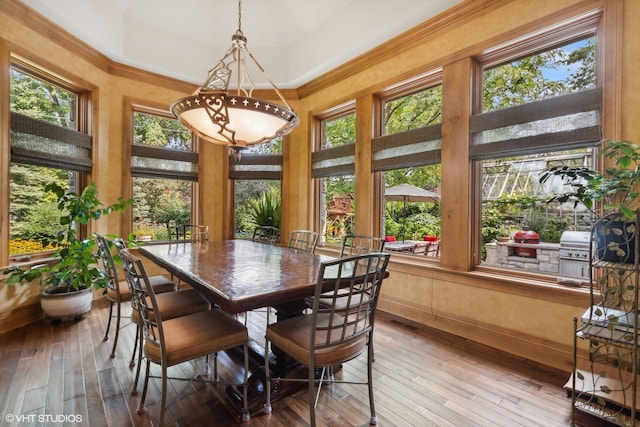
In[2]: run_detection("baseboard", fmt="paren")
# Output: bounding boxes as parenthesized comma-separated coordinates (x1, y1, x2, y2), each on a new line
(378, 297, 574, 372)
(0, 302, 43, 335)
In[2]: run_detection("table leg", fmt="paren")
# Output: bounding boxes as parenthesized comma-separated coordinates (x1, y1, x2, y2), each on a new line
(225, 300, 309, 417)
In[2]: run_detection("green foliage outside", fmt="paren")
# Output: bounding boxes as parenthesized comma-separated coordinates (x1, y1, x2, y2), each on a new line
(10, 68, 75, 128)
(7, 38, 597, 257)
(9, 69, 79, 254)
(130, 112, 193, 240)
(5, 182, 132, 292)
(247, 189, 281, 228)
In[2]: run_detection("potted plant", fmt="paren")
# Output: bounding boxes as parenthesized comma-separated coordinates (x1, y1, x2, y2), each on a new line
(539, 139, 640, 263)
(3, 182, 132, 320)
(496, 226, 511, 242)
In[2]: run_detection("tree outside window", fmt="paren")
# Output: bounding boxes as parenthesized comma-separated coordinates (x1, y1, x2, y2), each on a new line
(315, 112, 356, 244)
(477, 36, 598, 273)
(9, 67, 80, 256)
(131, 111, 195, 241)
(381, 84, 442, 248)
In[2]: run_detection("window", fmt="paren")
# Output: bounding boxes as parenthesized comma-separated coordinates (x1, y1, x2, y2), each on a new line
(313, 105, 356, 244)
(230, 140, 282, 238)
(130, 109, 197, 241)
(9, 63, 88, 257)
(375, 78, 443, 257)
(475, 32, 599, 277)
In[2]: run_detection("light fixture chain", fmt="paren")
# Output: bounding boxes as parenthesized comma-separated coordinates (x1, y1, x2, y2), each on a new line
(171, 0, 299, 148)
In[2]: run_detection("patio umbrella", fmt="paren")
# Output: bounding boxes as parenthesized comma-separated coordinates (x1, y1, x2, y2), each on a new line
(385, 183, 440, 241)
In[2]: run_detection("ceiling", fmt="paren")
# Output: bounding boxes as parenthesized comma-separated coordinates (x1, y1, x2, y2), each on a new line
(21, 0, 462, 88)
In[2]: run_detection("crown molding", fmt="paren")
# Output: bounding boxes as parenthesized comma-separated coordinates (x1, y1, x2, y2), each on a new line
(2, 0, 511, 100)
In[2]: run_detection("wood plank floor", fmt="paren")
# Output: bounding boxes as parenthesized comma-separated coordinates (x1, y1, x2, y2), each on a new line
(0, 297, 601, 426)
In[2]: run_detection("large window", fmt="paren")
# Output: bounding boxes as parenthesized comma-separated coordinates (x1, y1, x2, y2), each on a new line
(376, 80, 443, 257)
(475, 32, 599, 277)
(230, 140, 282, 238)
(313, 106, 356, 245)
(130, 109, 197, 241)
(9, 64, 88, 257)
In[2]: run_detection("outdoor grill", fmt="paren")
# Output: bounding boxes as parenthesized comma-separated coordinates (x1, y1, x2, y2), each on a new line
(559, 231, 591, 280)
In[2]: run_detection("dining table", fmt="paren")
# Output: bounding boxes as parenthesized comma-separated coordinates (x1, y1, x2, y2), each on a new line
(138, 239, 338, 416)
(384, 239, 420, 252)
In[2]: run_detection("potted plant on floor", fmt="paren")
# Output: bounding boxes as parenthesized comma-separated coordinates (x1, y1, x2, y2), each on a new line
(539, 139, 640, 263)
(3, 182, 132, 320)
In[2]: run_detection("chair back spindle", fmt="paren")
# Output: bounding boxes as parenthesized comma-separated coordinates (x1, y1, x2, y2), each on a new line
(287, 230, 319, 253)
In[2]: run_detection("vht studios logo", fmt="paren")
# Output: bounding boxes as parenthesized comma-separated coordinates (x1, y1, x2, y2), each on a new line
(5, 414, 83, 423)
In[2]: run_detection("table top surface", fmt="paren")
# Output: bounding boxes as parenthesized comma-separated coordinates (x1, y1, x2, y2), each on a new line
(139, 240, 336, 313)
(385, 240, 420, 251)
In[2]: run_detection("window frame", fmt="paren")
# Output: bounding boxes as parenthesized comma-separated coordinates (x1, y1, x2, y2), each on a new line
(312, 102, 357, 245)
(373, 73, 444, 257)
(123, 101, 200, 239)
(5, 56, 93, 263)
(470, 10, 605, 279)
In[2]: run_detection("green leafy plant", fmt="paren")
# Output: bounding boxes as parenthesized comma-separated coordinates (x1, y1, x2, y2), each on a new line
(4, 182, 132, 292)
(247, 189, 281, 228)
(540, 139, 640, 219)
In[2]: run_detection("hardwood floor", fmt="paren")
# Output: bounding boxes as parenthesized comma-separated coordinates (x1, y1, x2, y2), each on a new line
(0, 296, 596, 426)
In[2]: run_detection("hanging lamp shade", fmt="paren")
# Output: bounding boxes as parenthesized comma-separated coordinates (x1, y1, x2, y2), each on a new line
(171, 1, 299, 153)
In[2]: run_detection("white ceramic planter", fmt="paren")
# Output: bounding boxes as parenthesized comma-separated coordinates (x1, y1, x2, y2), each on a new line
(40, 286, 93, 320)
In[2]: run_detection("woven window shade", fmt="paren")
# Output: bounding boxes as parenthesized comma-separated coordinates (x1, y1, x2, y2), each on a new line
(372, 123, 442, 171)
(311, 143, 355, 178)
(131, 143, 198, 181)
(229, 154, 282, 180)
(10, 112, 92, 172)
(470, 87, 602, 160)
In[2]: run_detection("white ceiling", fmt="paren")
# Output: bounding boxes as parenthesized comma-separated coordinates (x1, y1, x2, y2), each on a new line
(21, 0, 462, 88)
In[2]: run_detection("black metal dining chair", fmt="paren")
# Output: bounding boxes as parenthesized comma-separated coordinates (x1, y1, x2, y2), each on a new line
(119, 247, 250, 425)
(264, 252, 390, 427)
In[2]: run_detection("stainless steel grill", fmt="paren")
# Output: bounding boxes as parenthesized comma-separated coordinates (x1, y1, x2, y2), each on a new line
(559, 231, 591, 280)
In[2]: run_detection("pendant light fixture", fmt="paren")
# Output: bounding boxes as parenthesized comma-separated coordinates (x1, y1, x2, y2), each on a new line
(171, 0, 299, 156)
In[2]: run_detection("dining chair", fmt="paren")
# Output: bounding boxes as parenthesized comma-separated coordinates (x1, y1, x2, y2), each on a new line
(168, 223, 209, 242)
(340, 234, 386, 257)
(411, 241, 429, 255)
(316, 236, 387, 364)
(112, 238, 212, 393)
(252, 225, 280, 244)
(119, 248, 250, 425)
(264, 252, 391, 427)
(425, 240, 440, 257)
(96, 234, 178, 359)
(165, 223, 209, 287)
(287, 229, 319, 253)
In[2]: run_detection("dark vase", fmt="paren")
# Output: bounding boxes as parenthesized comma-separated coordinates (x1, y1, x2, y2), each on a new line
(593, 213, 636, 264)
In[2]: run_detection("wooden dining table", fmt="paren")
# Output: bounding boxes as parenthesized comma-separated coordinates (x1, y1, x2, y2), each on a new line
(138, 239, 338, 416)
(139, 239, 336, 313)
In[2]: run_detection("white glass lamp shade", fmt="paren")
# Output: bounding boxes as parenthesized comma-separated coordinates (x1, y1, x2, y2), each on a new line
(172, 90, 299, 148)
